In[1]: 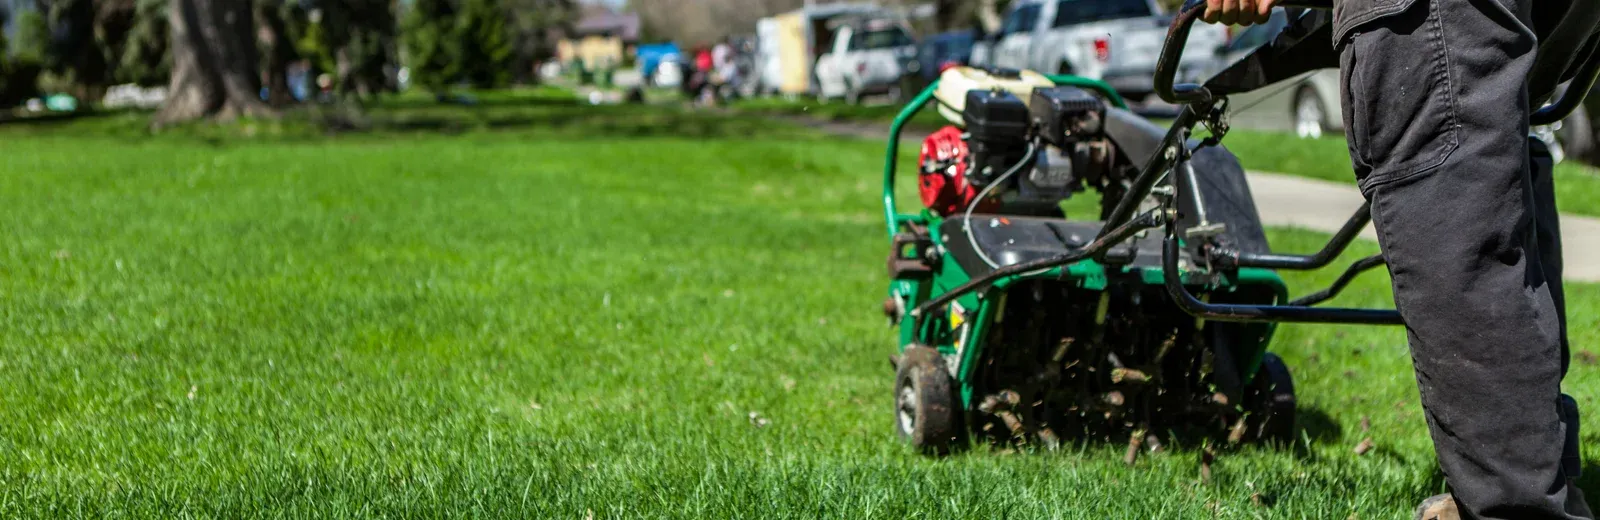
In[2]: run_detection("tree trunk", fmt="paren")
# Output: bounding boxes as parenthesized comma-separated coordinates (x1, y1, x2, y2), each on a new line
(265, 58, 294, 107)
(259, 1, 296, 107)
(156, 0, 273, 123)
(335, 46, 356, 99)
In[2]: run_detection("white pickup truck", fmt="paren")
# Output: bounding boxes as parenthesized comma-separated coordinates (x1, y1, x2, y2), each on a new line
(814, 19, 920, 104)
(982, 0, 1228, 102)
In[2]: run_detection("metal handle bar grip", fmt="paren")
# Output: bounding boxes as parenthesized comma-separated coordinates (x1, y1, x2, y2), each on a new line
(1532, 43, 1600, 126)
(1155, 0, 1335, 105)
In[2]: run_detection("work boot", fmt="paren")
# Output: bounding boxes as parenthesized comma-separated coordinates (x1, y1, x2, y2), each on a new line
(1414, 494, 1459, 520)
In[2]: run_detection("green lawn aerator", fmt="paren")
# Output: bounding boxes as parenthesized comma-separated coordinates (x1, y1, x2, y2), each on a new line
(881, 0, 1600, 456)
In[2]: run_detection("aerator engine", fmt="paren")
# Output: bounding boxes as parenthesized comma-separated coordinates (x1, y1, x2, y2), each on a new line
(918, 86, 1113, 218)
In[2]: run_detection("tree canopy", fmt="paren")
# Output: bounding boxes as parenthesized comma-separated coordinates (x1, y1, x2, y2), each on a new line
(0, 0, 575, 116)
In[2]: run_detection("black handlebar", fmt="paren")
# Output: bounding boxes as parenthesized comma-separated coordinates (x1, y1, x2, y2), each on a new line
(1154, 0, 1333, 104)
(1532, 43, 1600, 125)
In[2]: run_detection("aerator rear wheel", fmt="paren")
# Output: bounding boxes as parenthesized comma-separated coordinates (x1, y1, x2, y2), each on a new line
(894, 345, 961, 453)
(1244, 353, 1297, 444)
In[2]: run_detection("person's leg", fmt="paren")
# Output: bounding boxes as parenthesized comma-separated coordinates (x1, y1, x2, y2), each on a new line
(1529, 136, 1591, 517)
(1337, 0, 1586, 517)
(1527, 137, 1570, 377)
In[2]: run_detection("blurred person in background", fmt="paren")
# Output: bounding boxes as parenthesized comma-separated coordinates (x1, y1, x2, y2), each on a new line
(713, 39, 739, 99)
(693, 46, 716, 105)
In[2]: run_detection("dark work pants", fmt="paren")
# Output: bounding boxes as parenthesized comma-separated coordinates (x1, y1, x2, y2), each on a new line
(1336, 0, 1590, 517)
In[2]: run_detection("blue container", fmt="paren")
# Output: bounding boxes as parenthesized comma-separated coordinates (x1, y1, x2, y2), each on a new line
(636, 43, 683, 78)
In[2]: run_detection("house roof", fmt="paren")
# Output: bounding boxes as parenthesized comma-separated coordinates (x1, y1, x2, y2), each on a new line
(573, 7, 640, 41)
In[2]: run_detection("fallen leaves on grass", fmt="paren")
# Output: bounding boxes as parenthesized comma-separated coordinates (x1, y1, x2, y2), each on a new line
(1354, 437, 1374, 455)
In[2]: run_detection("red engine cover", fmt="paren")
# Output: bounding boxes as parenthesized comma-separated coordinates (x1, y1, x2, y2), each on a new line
(918, 126, 995, 216)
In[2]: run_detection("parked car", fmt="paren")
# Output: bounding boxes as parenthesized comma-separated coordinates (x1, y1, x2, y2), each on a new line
(917, 30, 978, 84)
(982, 0, 1229, 101)
(814, 18, 919, 104)
(755, 3, 887, 97)
(971, 36, 993, 69)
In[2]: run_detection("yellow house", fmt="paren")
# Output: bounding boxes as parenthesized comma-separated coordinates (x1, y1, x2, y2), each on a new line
(557, 8, 640, 70)
(558, 36, 625, 70)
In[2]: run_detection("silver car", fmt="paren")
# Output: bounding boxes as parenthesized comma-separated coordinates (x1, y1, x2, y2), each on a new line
(986, 0, 1229, 101)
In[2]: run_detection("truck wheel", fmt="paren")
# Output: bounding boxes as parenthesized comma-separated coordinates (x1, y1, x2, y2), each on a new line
(1293, 87, 1329, 139)
(845, 82, 864, 105)
(894, 345, 961, 453)
(1245, 353, 1297, 444)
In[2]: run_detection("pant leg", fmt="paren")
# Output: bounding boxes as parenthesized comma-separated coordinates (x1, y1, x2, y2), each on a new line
(1528, 138, 1570, 377)
(1337, 0, 1586, 518)
(1530, 137, 1590, 516)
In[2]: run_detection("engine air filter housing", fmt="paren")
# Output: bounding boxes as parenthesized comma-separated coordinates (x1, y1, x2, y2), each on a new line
(1030, 86, 1105, 148)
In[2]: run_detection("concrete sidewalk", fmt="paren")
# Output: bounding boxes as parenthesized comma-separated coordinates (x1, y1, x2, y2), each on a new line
(1247, 172, 1600, 282)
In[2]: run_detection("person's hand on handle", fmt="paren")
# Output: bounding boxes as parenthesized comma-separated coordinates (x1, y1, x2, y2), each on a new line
(1202, 0, 1277, 25)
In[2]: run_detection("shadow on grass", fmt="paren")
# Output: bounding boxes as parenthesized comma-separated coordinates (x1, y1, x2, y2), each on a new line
(373, 95, 581, 111)
(968, 405, 1346, 461)
(0, 95, 822, 144)
(1298, 406, 1344, 444)
(0, 108, 131, 127)
(361, 105, 812, 140)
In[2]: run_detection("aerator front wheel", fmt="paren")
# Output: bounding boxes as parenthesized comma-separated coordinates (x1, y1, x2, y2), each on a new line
(894, 345, 961, 453)
(1244, 353, 1297, 444)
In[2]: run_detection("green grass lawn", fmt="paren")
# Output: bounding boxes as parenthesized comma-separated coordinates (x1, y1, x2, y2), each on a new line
(2, 97, 1598, 517)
